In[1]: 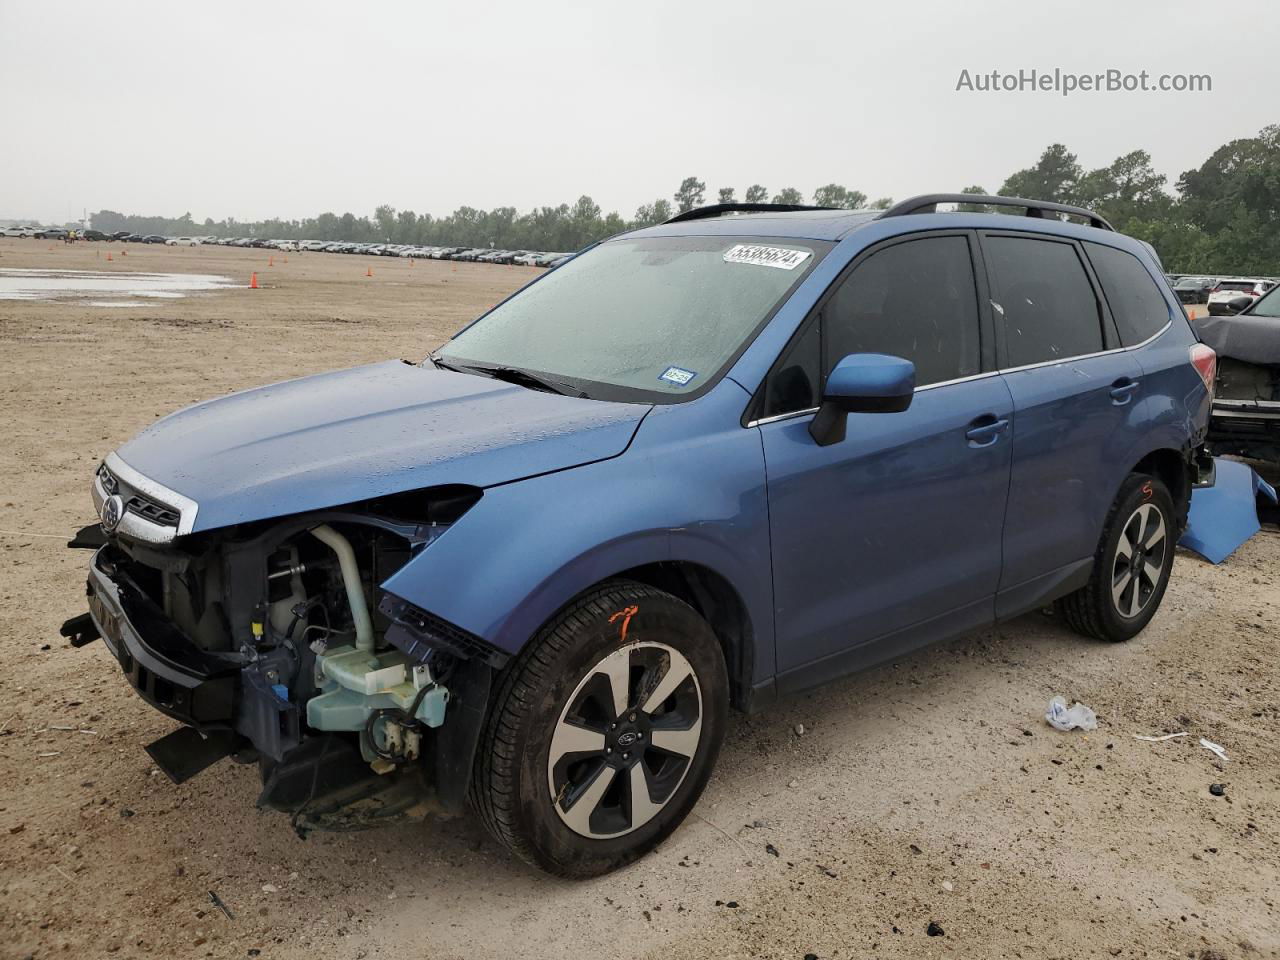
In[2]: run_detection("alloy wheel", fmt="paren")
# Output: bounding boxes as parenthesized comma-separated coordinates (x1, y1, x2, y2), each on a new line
(1111, 502, 1167, 619)
(547, 642, 703, 839)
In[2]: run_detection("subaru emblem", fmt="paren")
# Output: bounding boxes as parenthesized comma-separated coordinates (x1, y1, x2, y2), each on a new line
(101, 494, 125, 532)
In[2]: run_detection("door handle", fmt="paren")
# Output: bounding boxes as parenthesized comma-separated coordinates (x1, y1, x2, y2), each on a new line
(1110, 379, 1141, 405)
(965, 416, 1010, 447)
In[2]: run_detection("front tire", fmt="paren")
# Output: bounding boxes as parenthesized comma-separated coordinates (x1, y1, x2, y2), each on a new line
(1056, 473, 1176, 642)
(471, 580, 728, 877)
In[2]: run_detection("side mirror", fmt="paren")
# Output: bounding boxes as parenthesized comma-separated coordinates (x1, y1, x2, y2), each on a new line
(809, 353, 915, 447)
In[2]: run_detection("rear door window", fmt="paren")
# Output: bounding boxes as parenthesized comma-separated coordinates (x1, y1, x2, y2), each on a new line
(1083, 242, 1172, 345)
(984, 235, 1104, 367)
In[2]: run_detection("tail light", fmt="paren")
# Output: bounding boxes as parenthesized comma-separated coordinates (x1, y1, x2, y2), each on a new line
(1190, 343, 1217, 397)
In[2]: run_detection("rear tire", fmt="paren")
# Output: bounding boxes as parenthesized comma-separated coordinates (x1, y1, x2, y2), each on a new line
(1056, 473, 1176, 642)
(471, 580, 728, 877)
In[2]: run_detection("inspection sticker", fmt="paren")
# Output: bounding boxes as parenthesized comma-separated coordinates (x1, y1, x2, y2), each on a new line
(723, 244, 811, 270)
(658, 365, 698, 386)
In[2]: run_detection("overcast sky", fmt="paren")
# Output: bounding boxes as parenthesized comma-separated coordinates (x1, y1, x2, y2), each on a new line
(1, 0, 1275, 224)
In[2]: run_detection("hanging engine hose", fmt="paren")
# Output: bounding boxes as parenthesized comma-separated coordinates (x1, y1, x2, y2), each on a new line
(363, 681, 438, 763)
(310, 524, 374, 652)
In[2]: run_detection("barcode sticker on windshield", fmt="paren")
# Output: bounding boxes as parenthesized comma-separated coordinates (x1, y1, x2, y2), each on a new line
(723, 244, 811, 270)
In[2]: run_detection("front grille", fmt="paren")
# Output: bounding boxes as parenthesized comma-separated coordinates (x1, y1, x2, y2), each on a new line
(99, 463, 181, 530)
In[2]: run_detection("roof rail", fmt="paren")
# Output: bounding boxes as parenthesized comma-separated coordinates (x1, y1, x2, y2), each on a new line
(877, 193, 1115, 232)
(663, 202, 837, 225)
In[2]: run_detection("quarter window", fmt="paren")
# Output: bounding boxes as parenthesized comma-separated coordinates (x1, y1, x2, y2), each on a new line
(760, 318, 820, 418)
(984, 236, 1104, 367)
(1083, 241, 1171, 345)
(822, 236, 981, 386)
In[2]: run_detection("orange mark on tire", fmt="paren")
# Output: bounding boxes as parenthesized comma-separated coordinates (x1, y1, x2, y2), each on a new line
(1141, 481, 1153, 500)
(609, 605, 639, 642)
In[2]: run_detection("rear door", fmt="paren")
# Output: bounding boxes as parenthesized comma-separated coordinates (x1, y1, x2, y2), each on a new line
(759, 231, 1013, 679)
(981, 231, 1144, 614)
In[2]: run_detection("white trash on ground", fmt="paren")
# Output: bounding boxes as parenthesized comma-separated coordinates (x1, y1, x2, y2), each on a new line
(1044, 696, 1098, 731)
(1134, 732, 1189, 742)
(1199, 737, 1229, 761)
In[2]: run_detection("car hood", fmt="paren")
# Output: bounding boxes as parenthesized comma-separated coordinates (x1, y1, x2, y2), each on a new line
(115, 360, 649, 533)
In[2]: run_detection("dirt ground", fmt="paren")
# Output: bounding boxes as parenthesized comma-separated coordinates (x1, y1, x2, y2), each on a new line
(0, 239, 1277, 960)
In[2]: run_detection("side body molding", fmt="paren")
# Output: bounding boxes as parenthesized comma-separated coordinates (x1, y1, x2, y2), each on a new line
(378, 386, 778, 683)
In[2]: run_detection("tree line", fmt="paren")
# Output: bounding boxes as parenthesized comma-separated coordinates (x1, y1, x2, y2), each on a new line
(87, 124, 1280, 274)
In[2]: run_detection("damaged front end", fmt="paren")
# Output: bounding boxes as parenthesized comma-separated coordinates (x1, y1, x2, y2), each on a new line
(64, 454, 505, 835)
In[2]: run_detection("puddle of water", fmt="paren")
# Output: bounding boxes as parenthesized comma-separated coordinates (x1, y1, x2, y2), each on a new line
(0, 268, 235, 302)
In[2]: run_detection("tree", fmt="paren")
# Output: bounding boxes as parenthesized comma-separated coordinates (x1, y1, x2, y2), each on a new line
(81, 124, 1280, 275)
(812, 184, 868, 209)
(869, 197, 894, 209)
(632, 199, 673, 228)
(673, 176, 706, 213)
(1177, 126, 1280, 234)
(957, 185, 989, 212)
(1076, 150, 1170, 230)
(394, 209, 419, 244)
(374, 204, 397, 240)
(999, 144, 1082, 203)
(772, 187, 803, 205)
(567, 196, 603, 247)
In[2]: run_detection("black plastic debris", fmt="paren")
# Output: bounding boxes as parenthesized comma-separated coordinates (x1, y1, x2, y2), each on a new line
(1209, 783, 1226, 797)
(927, 922, 945, 937)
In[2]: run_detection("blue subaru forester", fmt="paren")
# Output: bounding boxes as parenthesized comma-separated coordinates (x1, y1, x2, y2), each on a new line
(66, 195, 1216, 876)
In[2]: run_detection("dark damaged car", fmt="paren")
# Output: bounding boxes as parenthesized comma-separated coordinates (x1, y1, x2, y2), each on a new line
(1194, 283, 1280, 463)
(64, 195, 1214, 876)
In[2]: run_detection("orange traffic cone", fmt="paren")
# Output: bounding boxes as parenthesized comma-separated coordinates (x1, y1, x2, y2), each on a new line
(268, 256, 274, 267)
(249, 272, 259, 289)
(106, 252, 113, 261)
(366, 266, 373, 278)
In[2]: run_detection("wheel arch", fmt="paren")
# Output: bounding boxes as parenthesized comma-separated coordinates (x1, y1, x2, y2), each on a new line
(1129, 446, 1192, 527)
(610, 561, 755, 713)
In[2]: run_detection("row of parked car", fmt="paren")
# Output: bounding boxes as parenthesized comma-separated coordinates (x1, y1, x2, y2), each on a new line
(1, 226, 573, 267)
(1165, 274, 1279, 314)
(2, 225, 570, 267)
(199, 237, 572, 267)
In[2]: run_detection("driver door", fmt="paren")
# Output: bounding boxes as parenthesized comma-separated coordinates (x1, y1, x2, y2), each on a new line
(754, 232, 1013, 685)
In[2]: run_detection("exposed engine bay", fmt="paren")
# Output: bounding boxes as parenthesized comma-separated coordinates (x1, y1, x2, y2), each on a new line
(64, 476, 505, 834)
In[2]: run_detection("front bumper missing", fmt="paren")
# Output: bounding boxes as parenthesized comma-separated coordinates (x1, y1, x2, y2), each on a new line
(86, 548, 239, 730)
(75, 546, 493, 824)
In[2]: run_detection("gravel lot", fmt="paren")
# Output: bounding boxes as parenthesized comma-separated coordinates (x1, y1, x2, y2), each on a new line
(1, 239, 1277, 960)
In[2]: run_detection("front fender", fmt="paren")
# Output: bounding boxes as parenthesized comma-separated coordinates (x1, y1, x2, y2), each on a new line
(378, 389, 775, 680)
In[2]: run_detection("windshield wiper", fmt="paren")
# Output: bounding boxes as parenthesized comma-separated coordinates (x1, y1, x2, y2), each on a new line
(434, 356, 587, 398)
(479, 366, 588, 398)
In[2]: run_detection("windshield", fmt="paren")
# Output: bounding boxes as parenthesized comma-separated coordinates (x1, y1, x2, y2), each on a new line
(1250, 285, 1280, 317)
(438, 235, 828, 402)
